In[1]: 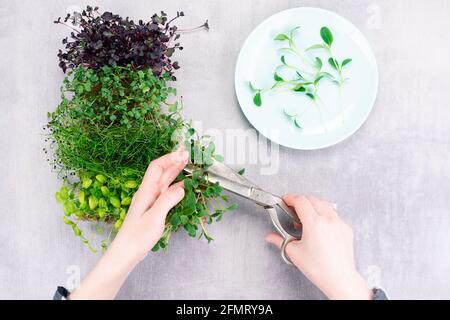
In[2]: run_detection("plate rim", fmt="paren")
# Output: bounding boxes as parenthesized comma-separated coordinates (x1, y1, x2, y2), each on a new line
(234, 7, 379, 150)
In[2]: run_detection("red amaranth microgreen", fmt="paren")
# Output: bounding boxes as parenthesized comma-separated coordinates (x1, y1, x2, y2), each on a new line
(54, 6, 207, 79)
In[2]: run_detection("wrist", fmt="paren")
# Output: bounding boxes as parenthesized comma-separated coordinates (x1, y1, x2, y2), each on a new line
(323, 270, 373, 300)
(105, 239, 141, 273)
(69, 242, 138, 300)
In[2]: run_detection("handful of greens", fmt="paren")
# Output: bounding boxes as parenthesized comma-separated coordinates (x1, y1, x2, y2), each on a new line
(46, 6, 234, 252)
(250, 26, 352, 129)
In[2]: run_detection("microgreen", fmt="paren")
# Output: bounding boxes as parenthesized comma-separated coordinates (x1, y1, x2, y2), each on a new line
(47, 6, 234, 252)
(320, 26, 333, 47)
(54, 6, 207, 79)
(249, 25, 352, 129)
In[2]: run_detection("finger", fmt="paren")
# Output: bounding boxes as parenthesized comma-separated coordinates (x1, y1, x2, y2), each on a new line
(158, 151, 189, 192)
(265, 232, 297, 261)
(133, 150, 186, 213)
(143, 181, 185, 221)
(308, 196, 337, 218)
(283, 194, 318, 225)
(142, 147, 186, 182)
(265, 232, 283, 249)
(130, 165, 163, 214)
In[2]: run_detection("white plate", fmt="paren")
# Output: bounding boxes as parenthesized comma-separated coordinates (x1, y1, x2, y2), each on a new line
(235, 7, 378, 150)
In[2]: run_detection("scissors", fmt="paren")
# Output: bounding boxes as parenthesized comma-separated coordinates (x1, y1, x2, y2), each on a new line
(185, 160, 301, 265)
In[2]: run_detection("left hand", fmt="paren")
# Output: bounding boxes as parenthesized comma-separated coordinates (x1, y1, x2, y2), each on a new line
(111, 148, 189, 265)
(69, 149, 188, 300)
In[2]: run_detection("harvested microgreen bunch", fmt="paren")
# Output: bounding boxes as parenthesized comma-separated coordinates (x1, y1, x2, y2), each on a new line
(307, 27, 352, 86)
(249, 26, 352, 129)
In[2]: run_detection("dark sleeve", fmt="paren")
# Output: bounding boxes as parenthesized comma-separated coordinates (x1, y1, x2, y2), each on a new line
(53, 286, 70, 300)
(372, 287, 389, 300)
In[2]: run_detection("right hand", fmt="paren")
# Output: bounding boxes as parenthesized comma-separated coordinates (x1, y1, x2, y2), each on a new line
(266, 195, 372, 300)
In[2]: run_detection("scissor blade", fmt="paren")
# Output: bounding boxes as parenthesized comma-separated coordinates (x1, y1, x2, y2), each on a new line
(184, 163, 300, 223)
(207, 160, 256, 188)
(206, 172, 279, 207)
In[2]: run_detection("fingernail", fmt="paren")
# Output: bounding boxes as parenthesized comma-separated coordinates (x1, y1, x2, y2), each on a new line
(175, 186, 185, 198)
(180, 150, 189, 163)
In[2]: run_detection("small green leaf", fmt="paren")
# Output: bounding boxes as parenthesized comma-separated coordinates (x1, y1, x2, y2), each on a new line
(227, 203, 238, 211)
(320, 26, 333, 46)
(114, 219, 123, 230)
(238, 168, 245, 175)
(315, 57, 322, 70)
(306, 93, 315, 100)
(82, 178, 93, 189)
(125, 180, 138, 189)
(253, 92, 262, 107)
(294, 117, 302, 129)
(55, 192, 63, 204)
(151, 242, 160, 252)
(98, 197, 107, 208)
(180, 215, 189, 225)
(95, 174, 107, 184)
(72, 225, 82, 236)
(283, 107, 297, 118)
(121, 197, 131, 206)
(274, 34, 290, 41)
(314, 75, 325, 85)
(296, 71, 305, 80)
(88, 195, 98, 210)
(274, 72, 284, 82)
(78, 190, 86, 204)
(100, 186, 109, 197)
(59, 185, 69, 200)
(305, 44, 325, 51)
(63, 216, 74, 226)
(292, 84, 306, 92)
(168, 103, 178, 113)
(64, 201, 75, 216)
(120, 209, 127, 220)
(317, 71, 335, 80)
(187, 127, 195, 136)
(289, 26, 300, 38)
(342, 58, 353, 68)
(328, 57, 339, 71)
(110, 197, 121, 208)
(98, 208, 107, 219)
(280, 55, 286, 65)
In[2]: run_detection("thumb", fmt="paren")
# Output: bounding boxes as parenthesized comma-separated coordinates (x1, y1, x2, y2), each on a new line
(265, 232, 299, 265)
(265, 232, 284, 249)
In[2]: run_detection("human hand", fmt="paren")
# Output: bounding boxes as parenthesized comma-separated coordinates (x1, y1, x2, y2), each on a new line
(110, 148, 189, 265)
(266, 195, 372, 300)
(69, 149, 188, 300)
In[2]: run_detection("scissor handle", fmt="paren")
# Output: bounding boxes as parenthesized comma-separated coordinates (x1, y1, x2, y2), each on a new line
(266, 206, 299, 265)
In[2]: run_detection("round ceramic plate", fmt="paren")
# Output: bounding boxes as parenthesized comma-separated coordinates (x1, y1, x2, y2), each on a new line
(235, 7, 378, 150)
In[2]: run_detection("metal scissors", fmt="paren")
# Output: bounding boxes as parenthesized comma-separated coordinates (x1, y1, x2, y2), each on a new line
(185, 160, 301, 265)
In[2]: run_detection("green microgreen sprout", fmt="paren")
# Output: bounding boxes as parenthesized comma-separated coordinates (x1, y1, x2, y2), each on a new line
(307, 26, 353, 123)
(46, 67, 236, 253)
(283, 107, 303, 129)
(250, 26, 353, 129)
